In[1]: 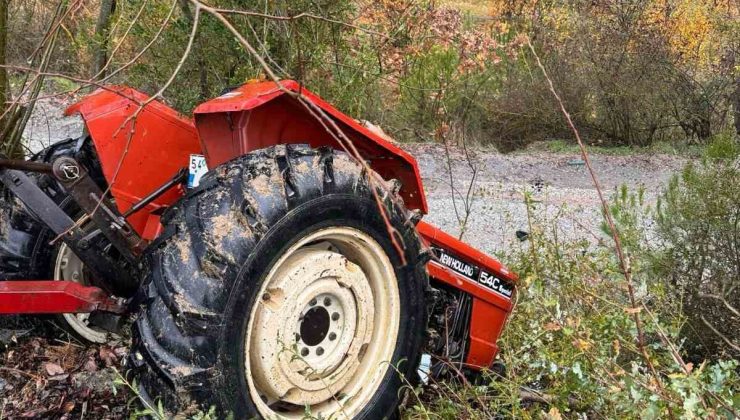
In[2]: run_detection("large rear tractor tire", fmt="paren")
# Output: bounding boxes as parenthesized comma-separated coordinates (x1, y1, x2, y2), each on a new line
(130, 145, 428, 418)
(0, 137, 110, 343)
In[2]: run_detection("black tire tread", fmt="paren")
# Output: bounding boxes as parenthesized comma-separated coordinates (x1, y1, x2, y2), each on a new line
(130, 144, 427, 417)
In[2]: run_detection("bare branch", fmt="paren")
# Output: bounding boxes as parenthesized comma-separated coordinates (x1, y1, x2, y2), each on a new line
(209, 7, 388, 39)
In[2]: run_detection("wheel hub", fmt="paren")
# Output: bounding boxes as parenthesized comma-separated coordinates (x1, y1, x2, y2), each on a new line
(295, 291, 352, 371)
(246, 227, 400, 418)
(299, 304, 330, 347)
(249, 248, 370, 405)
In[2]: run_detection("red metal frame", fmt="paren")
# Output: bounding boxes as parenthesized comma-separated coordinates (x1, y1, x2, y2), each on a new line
(417, 221, 517, 368)
(0, 281, 125, 314)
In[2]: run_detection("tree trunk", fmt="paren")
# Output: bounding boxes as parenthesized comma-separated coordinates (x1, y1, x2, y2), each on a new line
(0, 0, 8, 121)
(92, 0, 116, 79)
(0, 0, 18, 157)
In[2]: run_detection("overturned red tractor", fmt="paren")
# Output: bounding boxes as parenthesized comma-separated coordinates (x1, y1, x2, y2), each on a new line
(0, 81, 517, 418)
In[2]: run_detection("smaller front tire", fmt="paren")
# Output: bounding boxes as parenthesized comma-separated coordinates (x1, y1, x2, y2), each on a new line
(0, 137, 110, 343)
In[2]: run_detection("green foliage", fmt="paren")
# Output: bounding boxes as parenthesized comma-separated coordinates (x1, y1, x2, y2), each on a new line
(653, 133, 740, 361)
(6, 0, 739, 151)
(407, 185, 739, 418)
(704, 130, 740, 160)
(120, 0, 359, 112)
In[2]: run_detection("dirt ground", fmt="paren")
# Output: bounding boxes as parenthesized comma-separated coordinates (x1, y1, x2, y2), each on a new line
(1, 98, 689, 417)
(408, 142, 688, 255)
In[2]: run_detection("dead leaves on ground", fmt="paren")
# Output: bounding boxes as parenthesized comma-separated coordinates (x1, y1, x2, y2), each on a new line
(0, 335, 129, 418)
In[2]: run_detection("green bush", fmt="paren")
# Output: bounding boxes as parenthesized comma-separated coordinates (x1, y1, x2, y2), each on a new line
(405, 190, 739, 418)
(654, 132, 740, 361)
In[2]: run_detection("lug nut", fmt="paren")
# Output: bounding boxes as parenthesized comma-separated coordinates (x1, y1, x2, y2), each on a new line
(300, 348, 309, 357)
(331, 312, 340, 321)
(328, 332, 337, 341)
(316, 347, 324, 356)
(309, 298, 317, 306)
(323, 297, 331, 306)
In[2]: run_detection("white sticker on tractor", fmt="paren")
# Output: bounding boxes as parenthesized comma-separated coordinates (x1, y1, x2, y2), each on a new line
(188, 154, 208, 188)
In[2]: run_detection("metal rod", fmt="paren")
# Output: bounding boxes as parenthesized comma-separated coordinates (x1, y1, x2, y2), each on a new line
(0, 158, 53, 173)
(122, 168, 188, 218)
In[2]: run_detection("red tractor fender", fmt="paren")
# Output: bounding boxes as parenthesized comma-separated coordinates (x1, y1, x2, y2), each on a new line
(192, 80, 428, 213)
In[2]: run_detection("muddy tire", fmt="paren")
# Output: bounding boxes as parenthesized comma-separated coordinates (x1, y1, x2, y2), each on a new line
(130, 145, 428, 418)
(0, 137, 110, 343)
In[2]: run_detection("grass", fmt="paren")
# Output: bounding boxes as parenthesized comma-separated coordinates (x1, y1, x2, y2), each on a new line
(523, 138, 707, 157)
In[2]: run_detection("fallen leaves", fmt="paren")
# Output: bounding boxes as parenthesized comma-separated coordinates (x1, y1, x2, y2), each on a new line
(544, 406, 563, 420)
(99, 346, 117, 367)
(572, 338, 593, 352)
(0, 330, 129, 419)
(544, 322, 562, 331)
(44, 362, 65, 376)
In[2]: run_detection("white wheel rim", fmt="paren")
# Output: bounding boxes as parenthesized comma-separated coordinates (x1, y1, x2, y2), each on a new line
(54, 243, 108, 343)
(245, 227, 400, 419)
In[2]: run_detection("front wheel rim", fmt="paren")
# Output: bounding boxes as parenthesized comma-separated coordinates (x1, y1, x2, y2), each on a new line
(54, 243, 108, 343)
(245, 227, 400, 419)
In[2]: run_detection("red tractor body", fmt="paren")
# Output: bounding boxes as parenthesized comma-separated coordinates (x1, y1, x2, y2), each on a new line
(1, 81, 516, 372)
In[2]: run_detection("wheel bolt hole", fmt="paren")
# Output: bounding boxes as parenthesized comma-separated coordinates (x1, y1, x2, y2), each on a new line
(300, 348, 309, 357)
(323, 297, 331, 306)
(331, 312, 340, 321)
(328, 332, 337, 341)
(309, 298, 317, 306)
(316, 347, 324, 356)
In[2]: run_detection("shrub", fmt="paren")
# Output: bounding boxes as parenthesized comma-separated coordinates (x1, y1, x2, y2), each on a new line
(405, 190, 739, 418)
(654, 132, 740, 361)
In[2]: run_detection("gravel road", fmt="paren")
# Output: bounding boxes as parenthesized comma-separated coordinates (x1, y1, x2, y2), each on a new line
(23, 97, 689, 257)
(405, 143, 688, 256)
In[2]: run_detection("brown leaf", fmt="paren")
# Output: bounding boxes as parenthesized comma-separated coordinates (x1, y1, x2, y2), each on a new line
(62, 400, 75, 413)
(543, 322, 561, 331)
(99, 347, 117, 367)
(44, 362, 64, 376)
(572, 338, 593, 351)
(83, 358, 98, 372)
(544, 406, 563, 420)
